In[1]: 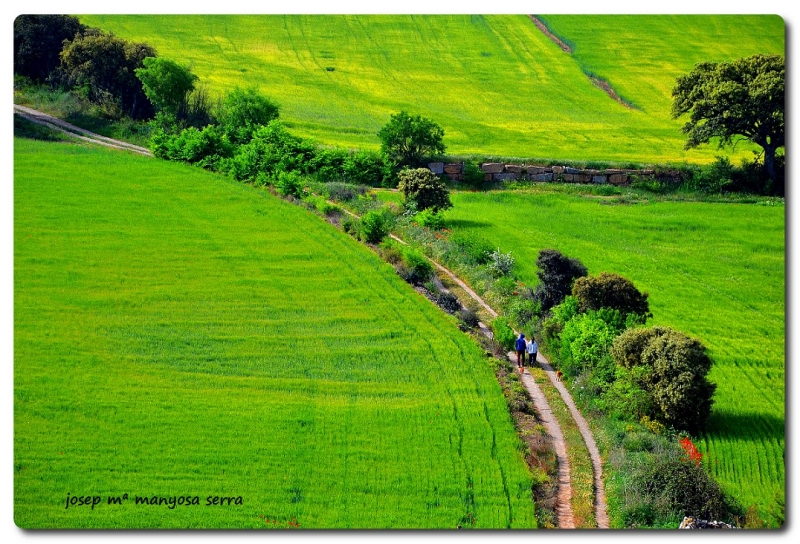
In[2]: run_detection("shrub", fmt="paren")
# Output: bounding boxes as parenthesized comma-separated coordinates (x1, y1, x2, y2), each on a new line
(326, 182, 368, 203)
(631, 451, 735, 522)
(610, 326, 716, 433)
(150, 124, 232, 166)
(344, 149, 392, 187)
(508, 295, 540, 330)
(435, 291, 461, 314)
(457, 308, 480, 329)
(487, 248, 514, 278)
(342, 216, 360, 237)
(572, 272, 652, 322)
(360, 210, 390, 244)
(217, 86, 280, 145)
(532, 249, 587, 312)
(491, 317, 516, 351)
(275, 170, 304, 198)
(379, 239, 403, 265)
(397, 168, 452, 212)
(451, 233, 494, 265)
(558, 311, 616, 378)
(684, 156, 734, 194)
(413, 208, 446, 230)
(398, 246, 433, 285)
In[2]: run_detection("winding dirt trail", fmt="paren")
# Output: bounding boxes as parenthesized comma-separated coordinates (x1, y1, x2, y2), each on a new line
(15, 103, 609, 528)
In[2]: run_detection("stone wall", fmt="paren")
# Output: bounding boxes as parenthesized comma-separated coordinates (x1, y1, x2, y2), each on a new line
(428, 161, 685, 185)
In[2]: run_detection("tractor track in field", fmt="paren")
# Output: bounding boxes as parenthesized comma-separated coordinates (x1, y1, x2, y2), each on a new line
(15, 103, 609, 529)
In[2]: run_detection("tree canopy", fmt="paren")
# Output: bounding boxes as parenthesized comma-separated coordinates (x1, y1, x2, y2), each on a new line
(54, 29, 155, 119)
(135, 57, 198, 118)
(532, 249, 587, 312)
(378, 111, 445, 167)
(217, 87, 280, 145)
(572, 272, 651, 323)
(397, 168, 452, 212)
(14, 15, 85, 83)
(671, 54, 785, 193)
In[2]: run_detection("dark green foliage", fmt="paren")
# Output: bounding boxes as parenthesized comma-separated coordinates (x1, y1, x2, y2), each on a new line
(360, 210, 391, 244)
(345, 150, 392, 187)
(378, 111, 446, 167)
(217, 87, 280, 145)
(532, 249, 588, 312)
(461, 161, 486, 185)
(397, 168, 452, 212)
(457, 308, 480, 329)
(435, 291, 461, 314)
(683, 156, 734, 194)
(630, 452, 735, 523)
(135, 57, 198, 118)
(672, 54, 785, 194)
(507, 293, 540, 331)
(611, 327, 716, 433)
(450, 233, 494, 265)
(14, 15, 85, 82)
(572, 272, 651, 322)
(53, 29, 155, 119)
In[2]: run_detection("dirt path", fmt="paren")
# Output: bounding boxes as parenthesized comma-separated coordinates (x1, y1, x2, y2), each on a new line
(14, 104, 153, 156)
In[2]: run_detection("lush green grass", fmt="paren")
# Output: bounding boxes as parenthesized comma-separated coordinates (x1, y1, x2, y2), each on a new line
(77, 14, 782, 164)
(442, 188, 784, 524)
(13, 137, 536, 528)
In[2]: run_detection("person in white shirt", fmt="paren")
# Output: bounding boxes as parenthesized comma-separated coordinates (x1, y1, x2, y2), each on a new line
(526, 337, 538, 367)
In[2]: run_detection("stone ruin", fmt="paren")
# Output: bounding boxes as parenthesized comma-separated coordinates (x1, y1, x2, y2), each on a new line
(428, 161, 685, 186)
(678, 516, 737, 529)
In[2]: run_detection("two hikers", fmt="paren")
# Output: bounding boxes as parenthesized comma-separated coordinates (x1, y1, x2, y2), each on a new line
(515, 333, 539, 374)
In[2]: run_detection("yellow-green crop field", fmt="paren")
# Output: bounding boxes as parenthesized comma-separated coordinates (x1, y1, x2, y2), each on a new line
(77, 14, 783, 164)
(13, 137, 536, 528)
(442, 189, 785, 525)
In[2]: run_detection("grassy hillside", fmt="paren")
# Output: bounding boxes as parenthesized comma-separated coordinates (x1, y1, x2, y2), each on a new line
(13, 137, 536, 528)
(441, 189, 785, 524)
(77, 14, 783, 164)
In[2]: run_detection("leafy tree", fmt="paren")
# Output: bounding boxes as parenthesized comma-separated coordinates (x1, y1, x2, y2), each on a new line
(360, 210, 391, 244)
(135, 57, 198, 118)
(217, 87, 280, 145)
(611, 326, 716, 433)
(532, 249, 587, 312)
(671, 54, 785, 194)
(572, 272, 651, 323)
(378, 111, 445, 167)
(14, 15, 85, 82)
(397, 168, 452, 212)
(54, 29, 155, 118)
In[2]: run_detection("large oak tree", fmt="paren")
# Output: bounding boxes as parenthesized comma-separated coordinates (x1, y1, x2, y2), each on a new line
(671, 54, 784, 194)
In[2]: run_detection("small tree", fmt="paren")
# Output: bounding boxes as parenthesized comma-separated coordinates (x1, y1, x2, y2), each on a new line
(217, 87, 280, 145)
(611, 326, 716, 433)
(135, 57, 198, 118)
(378, 111, 445, 167)
(397, 168, 452, 212)
(532, 249, 587, 312)
(572, 272, 651, 323)
(671, 54, 785, 194)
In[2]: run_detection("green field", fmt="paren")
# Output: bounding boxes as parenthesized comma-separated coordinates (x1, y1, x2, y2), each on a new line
(77, 14, 783, 164)
(13, 137, 536, 528)
(441, 189, 785, 522)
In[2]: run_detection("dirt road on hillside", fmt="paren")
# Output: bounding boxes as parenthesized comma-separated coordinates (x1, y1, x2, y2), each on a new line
(14, 104, 153, 156)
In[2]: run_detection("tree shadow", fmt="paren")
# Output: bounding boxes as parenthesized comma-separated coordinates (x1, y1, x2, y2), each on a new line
(705, 410, 785, 443)
(446, 218, 492, 229)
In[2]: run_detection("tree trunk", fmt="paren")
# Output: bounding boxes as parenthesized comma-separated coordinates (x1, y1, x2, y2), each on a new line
(763, 143, 776, 195)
